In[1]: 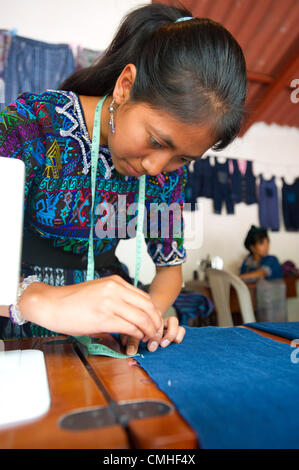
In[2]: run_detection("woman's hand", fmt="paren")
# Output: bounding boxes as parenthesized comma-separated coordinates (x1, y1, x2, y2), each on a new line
(18, 275, 162, 339)
(120, 315, 186, 356)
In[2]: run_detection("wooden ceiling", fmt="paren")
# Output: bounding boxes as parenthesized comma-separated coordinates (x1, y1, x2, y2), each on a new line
(152, 0, 299, 133)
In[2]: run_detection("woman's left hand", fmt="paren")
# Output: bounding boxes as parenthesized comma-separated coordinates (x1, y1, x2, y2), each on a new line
(120, 315, 186, 356)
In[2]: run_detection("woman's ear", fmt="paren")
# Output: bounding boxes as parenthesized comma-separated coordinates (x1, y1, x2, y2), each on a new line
(113, 64, 137, 105)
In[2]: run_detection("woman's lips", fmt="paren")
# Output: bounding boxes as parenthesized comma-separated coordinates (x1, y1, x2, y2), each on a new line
(125, 161, 144, 177)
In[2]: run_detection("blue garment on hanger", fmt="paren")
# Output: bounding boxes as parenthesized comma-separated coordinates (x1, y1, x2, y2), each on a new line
(230, 159, 257, 204)
(3, 35, 75, 108)
(213, 158, 234, 214)
(258, 175, 280, 231)
(282, 177, 299, 231)
(185, 157, 214, 211)
(137, 326, 299, 449)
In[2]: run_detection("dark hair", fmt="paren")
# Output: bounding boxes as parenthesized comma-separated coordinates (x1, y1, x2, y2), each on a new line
(244, 226, 269, 253)
(60, 3, 247, 150)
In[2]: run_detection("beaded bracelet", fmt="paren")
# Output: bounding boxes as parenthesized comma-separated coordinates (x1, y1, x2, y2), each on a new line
(8, 275, 40, 325)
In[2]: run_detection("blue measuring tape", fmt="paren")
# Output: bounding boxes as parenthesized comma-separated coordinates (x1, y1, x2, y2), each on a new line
(76, 96, 145, 357)
(86, 95, 106, 282)
(86, 95, 146, 285)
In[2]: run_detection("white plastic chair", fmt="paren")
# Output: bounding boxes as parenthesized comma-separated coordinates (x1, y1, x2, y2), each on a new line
(206, 268, 256, 326)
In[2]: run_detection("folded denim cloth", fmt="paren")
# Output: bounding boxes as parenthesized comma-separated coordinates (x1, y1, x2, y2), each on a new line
(137, 326, 299, 449)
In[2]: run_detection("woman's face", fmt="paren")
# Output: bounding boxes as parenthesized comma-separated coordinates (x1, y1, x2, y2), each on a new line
(107, 101, 215, 177)
(251, 237, 270, 258)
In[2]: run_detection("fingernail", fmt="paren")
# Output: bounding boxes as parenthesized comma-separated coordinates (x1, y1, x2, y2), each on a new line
(127, 346, 136, 356)
(161, 339, 170, 348)
(148, 341, 158, 352)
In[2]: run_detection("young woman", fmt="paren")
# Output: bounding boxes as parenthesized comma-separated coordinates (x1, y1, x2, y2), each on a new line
(0, 4, 247, 355)
(240, 226, 282, 281)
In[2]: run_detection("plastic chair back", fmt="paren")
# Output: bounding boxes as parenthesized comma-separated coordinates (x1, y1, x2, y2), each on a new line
(206, 268, 256, 326)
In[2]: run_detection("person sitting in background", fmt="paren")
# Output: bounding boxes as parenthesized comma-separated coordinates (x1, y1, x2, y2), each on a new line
(239, 225, 282, 281)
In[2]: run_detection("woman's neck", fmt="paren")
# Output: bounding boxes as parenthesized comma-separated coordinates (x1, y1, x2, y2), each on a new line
(78, 94, 113, 146)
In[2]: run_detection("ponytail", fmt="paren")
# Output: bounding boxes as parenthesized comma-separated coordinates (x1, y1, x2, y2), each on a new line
(60, 3, 247, 150)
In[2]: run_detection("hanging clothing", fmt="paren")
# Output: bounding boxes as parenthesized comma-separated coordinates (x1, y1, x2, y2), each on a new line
(75, 46, 102, 70)
(282, 177, 299, 231)
(184, 156, 213, 211)
(195, 156, 214, 199)
(3, 35, 75, 109)
(258, 175, 280, 231)
(213, 158, 234, 214)
(230, 159, 257, 204)
(0, 90, 187, 339)
(0, 30, 12, 112)
(184, 163, 199, 211)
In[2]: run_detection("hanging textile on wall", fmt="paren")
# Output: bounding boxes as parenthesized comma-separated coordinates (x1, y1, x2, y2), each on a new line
(282, 177, 299, 231)
(258, 175, 280, 231)
(185, 156, 214, 211)
(229, 159, 257, 205)
(75, 46, 103, 70)
(0, 30, 12, 111)
(3, 35, 75, 109)
(183, 153, 299, 233)
(213, 158, 234, 215)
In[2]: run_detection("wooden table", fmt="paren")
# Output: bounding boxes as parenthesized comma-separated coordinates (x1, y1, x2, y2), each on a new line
(0, 327, 292, 449)
(0, 335, 197, 449)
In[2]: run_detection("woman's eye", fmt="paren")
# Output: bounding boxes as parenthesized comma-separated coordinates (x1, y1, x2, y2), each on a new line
(150, 137, 163, 149)
(180, 157, 190, 163)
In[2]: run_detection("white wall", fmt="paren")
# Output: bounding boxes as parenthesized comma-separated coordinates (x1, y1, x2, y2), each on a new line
(1, 0, 150, 50)
(2, 1, 299, 285)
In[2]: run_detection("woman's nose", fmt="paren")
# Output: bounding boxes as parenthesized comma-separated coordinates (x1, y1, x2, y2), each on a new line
(141, 153, 171, 176)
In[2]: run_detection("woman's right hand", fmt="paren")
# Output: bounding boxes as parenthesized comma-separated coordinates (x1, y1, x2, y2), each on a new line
(18, 275, 162, 340)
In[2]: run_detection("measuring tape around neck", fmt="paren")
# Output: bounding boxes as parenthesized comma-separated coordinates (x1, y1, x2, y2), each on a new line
(86, 95, 146, 289)
(78, 96, 146, 357)
(134, 174, 146, 287)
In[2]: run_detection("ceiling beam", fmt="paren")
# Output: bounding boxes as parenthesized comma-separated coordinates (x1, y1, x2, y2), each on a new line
(247, 72, 273, 84)
(241, 49, 299, 135)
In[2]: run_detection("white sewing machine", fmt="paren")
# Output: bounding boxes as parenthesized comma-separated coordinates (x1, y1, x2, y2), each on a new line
(0, 156, 50, 428)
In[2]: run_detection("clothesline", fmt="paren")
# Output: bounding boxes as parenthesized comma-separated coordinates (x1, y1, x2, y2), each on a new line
(193, 155, 299, 182)
(185, 154, 299, 231)
(200, 154, 299, 169)
(5, 28, 102, 57)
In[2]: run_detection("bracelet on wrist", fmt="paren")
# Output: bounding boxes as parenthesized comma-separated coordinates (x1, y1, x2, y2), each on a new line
(8, 275, 40, 325)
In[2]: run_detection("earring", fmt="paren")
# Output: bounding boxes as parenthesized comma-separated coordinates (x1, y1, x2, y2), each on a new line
(108, 99, 116, 134)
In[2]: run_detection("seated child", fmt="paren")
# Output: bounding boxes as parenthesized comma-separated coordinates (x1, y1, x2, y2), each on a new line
(240, 225, 282, 281)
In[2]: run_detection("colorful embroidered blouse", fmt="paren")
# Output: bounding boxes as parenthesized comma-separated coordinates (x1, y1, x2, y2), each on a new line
(0, 90, 188, 268)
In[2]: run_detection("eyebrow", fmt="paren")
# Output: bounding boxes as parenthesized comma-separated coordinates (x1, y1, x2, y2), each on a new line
(150, 126, 202, 160)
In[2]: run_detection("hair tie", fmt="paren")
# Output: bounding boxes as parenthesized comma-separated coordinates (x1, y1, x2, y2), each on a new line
(175, 17, 194, 23)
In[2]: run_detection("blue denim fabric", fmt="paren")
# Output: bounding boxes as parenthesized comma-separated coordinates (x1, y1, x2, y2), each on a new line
(137, 326, 299, 449)
(258, 175, 280, 231)
(4, 35, 75, 108)
(213, 159, 234, 214)
(282, 177, 299, 231)
(230, 159, 257, 204)
(245, 322, 299, 340)
(0, 30, 11, 111)
(185, 157, 214, 211)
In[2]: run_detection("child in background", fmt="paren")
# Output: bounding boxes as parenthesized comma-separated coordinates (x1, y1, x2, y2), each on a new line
(240, 226, 282, 281)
